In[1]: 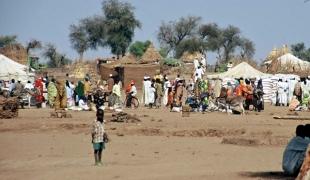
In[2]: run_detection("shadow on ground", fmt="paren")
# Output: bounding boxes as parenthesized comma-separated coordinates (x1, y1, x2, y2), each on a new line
(239, 171, 295, 180)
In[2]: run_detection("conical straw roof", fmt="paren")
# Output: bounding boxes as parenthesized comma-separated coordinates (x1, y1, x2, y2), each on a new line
(120, 53, 138, 64)
(141, 43, 162, 64)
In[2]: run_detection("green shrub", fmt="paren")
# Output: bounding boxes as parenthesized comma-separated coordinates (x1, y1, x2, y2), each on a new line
(163, 58, 182, 67)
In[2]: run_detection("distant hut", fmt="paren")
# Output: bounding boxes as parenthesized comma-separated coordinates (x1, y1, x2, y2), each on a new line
(100, 52, 159, 89)
(140, 43, 162, 64)
(180, 51, 203, 63)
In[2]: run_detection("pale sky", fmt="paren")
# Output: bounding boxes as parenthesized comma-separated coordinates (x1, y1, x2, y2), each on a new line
(1, 0, 310, 64)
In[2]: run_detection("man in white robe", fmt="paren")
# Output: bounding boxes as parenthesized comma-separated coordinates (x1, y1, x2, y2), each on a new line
(288, 78, 297, 104)
(278, 79, 289, 106)
(194, 66, 204, 82)
(143, 77, 151, 106)
(163, 78, 171, 106)
(193, 58, 199, 70)
(200, 56, 206, 69)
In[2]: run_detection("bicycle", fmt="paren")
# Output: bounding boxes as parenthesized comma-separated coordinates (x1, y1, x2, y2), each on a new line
(124, 95, 139, 109)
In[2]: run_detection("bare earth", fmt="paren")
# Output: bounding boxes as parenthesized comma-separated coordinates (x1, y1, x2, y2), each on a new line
(0, 105, 309, 180)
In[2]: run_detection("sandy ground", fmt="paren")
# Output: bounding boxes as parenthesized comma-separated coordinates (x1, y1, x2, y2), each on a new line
(0, 104, 309, 180)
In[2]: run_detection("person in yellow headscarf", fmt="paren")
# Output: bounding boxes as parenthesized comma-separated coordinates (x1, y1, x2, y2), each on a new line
(84, 78, 91, 101)
(47, 78, 57, 107)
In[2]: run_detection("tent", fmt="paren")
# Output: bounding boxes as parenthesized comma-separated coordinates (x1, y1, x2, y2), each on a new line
(207, 62, 271, 79)
(0, 54, 34, 82)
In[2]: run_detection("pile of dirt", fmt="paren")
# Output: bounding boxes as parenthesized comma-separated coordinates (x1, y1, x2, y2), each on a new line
(261, 136, 288, 146)
(221, 135, 289, 147)
(122, 128, 247, 138)
(171, 128, 246, 138)
(136, 128, 163, 136)
(221, 137, 261, 146)
(0, 96, 19, 119)
(171, 129, 209, 137)
(111, 112, 141, 123)
(57, 123, 89, 130)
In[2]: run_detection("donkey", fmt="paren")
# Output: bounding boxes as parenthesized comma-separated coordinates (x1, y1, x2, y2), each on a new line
(216, 87, 246, 115)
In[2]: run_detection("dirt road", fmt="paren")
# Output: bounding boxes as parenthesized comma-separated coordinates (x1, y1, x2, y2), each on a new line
(1, 105, 308, 180)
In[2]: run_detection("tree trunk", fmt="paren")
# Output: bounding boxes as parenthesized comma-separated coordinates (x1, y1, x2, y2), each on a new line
(224, 48, 230, 64)
(79, 53, 83, 62)
(216, 49, 222, 62)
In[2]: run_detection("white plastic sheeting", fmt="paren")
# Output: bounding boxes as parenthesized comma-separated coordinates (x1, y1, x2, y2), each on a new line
(207, 62, 271, 79)
(0, 54, 34, 83)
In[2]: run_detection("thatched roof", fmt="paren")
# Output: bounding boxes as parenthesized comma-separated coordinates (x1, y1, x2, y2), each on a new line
(141, 43, 162, 64)
(120, 54, 138, 64)
(266, 53, 310, 76)
(106, 53, 138, 67)
(265, 45, 289, 62)
(180, 51, 203, 63)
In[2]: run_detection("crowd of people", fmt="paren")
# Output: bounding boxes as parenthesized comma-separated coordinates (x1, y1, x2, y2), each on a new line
(138, 60, 265, 113)
(0, 75, 94, 110)
(274, 78, 310, 111)
(1, 67, 309, 114)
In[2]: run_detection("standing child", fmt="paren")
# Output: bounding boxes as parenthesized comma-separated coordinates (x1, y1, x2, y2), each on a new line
(148, 84, 156, 108)
(91, 109, 105, 166)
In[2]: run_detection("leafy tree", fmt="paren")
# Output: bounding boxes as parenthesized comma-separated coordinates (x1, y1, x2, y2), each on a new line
(0, 35, 18, 48)
(175, 37, 206, 58)
(238, 37, 255, 60)
(221, 25, 242, 63)
(26, 39, 42, 70)
(291, 42, 310, 62)
(80, 15, 107, 50)
(43, 43, 71, 68)
(129, 40, 151, 58)
(199, 23, 223, 59)
(291, 43, 306, 56)
(199, 23, 253, 63)
(69, 24, 89, 61)
(70, 0, 140, 58)
(26, 39, 42, 54)
(102, 0, 141, 58)
(157, 16, 201, 54)
(159, 47, 169, 58)
(163, 57, 182, 67)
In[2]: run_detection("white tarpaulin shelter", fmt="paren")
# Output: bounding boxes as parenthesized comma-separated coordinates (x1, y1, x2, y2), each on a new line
(0, 54, 34, 82)
(208, 62, 271, 79)
(276, 53, 310, 71)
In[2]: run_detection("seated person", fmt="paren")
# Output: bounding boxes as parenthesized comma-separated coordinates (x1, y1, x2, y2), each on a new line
(289, 96, 301, 111)
(282, 125, 310, 176)
(78, 97, 90, 111)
